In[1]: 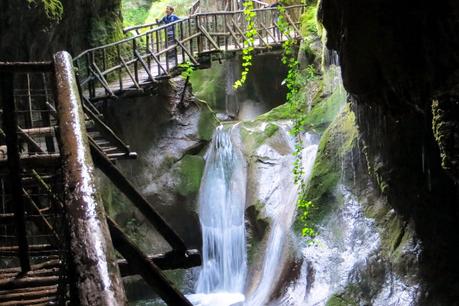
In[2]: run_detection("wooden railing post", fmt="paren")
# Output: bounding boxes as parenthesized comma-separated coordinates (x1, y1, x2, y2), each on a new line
(53, 51, 127, 306)
(0, 71, 31, 273)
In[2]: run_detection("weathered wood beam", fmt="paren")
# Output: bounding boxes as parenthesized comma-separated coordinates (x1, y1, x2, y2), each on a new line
(89, 141, 188, 253)
(0, 71, 31, 273)
(117, 249, 201, 276)
(0, 275, 59, 290)
(0, 285, 57, 301)
(107, 217, 193, 306)
(0, 154, 61, 168)
(0, 260, 60, 274)
(53, 51, 126, 306)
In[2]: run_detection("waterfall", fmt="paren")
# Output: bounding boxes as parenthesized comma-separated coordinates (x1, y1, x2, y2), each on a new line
(246, 133, 319, 306)
(189, 125, 247, 306)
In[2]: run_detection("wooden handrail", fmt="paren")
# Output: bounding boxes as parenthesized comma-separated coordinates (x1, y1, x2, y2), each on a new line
(75, 4, 306, 101)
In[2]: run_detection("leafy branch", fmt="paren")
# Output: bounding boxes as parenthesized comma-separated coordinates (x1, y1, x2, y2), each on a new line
(277, 1, 317, 239)
(233, 0, 257, 90)
(178, 61, 196, 79)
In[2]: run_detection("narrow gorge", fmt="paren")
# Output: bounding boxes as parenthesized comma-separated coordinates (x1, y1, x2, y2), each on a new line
(0, 0, 458, 305)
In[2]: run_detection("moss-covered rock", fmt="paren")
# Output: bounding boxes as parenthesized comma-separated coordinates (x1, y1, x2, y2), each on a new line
(173, 154, 205, 197)
(198, 102, 219, 141)
(240, 122, 280, 152)
(297, 104, 357, 228)
(325, 293, 358, 306)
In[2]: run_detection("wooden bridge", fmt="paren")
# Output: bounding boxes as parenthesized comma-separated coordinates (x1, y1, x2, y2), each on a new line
(0, 4, 305, 306)
(74, 4, 305, 102)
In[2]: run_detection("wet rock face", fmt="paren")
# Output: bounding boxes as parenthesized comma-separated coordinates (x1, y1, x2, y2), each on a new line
(99, 78, 216, 253)
(319, 0, 459, 303)
(0, 0, 123, 60)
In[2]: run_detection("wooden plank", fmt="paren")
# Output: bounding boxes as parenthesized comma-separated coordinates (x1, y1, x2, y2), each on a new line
(134, 50, 155, 81)
(117, 249, 201, 276)
(89, 141, 188, 253)
(83, 104, 132, 155)
(226, 23, 242, 49)
(174, 39, 200, 65)
(119, 56, 141, 89)
(89, 64, 115, 97)
(197, 24, 220, 50)
(108, 217, 193, 306)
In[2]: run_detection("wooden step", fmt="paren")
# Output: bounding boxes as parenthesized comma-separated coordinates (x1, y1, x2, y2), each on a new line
(0, 244, 57, 256)
(0, 267, 60, 280)
(0, 295, 57, 305)
(0, 275, 59, 290)
(0, 259, 60, 274)
(0, 285, 57, 301)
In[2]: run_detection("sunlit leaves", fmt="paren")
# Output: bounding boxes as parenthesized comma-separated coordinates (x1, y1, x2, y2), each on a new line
(277, 0, 317, 238)
(178, 61, 195, 78)
(233, 0, 257, 90)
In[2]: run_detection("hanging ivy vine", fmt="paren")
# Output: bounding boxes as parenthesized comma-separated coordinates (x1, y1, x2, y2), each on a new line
(277, 1, 318, 239)
(233, 0, 257, 89)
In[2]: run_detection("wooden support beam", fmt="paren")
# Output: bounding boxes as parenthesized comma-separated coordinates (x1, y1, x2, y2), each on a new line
(53, 51, 126, 306)
(0, 276, 59, 290)
(147, 49, 169, 75)
(117, 249, 201, 276)
(134, 50, 155, 82)
(89, 64, 115, 97)
(197, 24, 220, 50)
(174, 39, 200, 65)
(89, 141, 188, 253)
(119, 56, 141, 90)
(0, 154, 61, 168)
(0, 71, 31, 273)
(0, 260, 60, 274)
(0, 285, 57, 301)
(17, 127, 45, 153)
(107, 217, 193, 306)
(23, 189, 61, 246)
(82, 103, 132, 155)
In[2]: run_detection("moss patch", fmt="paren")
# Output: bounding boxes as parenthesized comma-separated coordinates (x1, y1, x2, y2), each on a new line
(240, 122, 280, 152)
(197, 101, 219, 141)
(296, 105, 358, 230)
(190, 64, 226, 110)
(174, 154, 205, 196)
(326, 294, 358, 306)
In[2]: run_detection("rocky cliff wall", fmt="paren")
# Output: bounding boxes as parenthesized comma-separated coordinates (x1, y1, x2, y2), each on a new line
(318, 0, 459, 304)
(0, 0, 123, 60)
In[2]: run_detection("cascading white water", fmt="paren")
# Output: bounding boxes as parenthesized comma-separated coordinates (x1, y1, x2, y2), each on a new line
(278, 185, 420, 306)
(246, 133, 319, 306)
(189, 125, 247, 306)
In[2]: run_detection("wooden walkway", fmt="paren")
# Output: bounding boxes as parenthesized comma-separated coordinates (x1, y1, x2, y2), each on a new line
(73, 5, 305, 101)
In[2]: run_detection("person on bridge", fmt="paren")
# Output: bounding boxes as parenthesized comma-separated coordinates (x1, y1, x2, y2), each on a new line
(156, 6, 180, 62)
(156, 5, 180, 26)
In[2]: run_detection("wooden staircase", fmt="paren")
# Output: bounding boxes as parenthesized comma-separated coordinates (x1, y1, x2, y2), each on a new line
(0, 257, 67, 305)
(0, 56, 198, 305)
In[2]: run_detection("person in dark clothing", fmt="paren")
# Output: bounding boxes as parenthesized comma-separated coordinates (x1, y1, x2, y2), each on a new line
(156, 6, 180, 62)
(270, 1, 282, 40)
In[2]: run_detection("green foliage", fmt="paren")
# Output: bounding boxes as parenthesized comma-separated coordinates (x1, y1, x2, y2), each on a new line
(300, 4, 318, 37)
(175, 155, 205, 196)
(178, 61, 196, 79)
(275, 1, 320, 239)
(27, 0, 63, 21)
(233, 0, 257, 90)
(123, 7, 149, 27)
